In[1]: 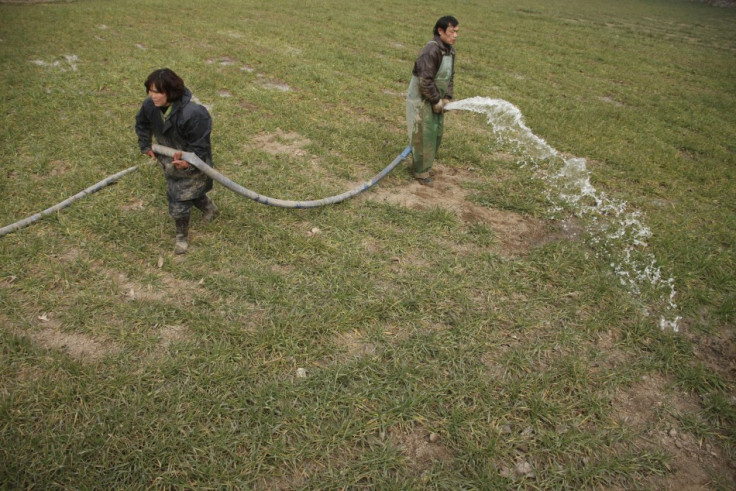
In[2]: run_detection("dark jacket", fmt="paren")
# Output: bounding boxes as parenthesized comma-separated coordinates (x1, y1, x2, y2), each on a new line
(135, 88, 213, 201)
(411, 35, 455, 104)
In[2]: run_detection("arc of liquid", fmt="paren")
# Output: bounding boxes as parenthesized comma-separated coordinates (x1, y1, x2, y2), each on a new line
(446, 97, 681, 331)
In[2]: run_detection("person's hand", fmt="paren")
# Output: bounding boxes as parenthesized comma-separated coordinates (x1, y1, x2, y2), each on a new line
(172, 151, 190, 170)
(441, 98, 451, 112)
(432, 100, 444, 114)
(145, 150, 155, 158)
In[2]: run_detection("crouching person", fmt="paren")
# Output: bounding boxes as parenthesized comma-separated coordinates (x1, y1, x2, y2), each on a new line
(135, 68, 218, 254)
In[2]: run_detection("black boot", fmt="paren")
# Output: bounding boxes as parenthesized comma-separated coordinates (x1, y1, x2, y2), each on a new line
(194, 195, 219, 224)
(174, 216, 190, 255)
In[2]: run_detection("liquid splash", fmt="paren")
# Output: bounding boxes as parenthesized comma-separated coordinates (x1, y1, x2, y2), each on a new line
(446, 97, 681, 331)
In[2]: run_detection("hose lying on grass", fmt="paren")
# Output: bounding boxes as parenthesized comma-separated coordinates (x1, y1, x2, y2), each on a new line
(0, 166, 139, 238)
(152, 144, 412, 209)
(0, 145, 412, 237)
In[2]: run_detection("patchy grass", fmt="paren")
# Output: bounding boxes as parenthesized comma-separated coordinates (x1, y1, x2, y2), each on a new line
(1, 0, 735, 488)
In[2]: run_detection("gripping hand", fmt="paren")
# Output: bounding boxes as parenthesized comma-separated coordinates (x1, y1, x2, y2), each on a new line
(172, 151, 190, 170)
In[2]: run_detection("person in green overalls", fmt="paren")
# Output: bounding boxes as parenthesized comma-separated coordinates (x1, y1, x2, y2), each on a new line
(406, 16, 459, 185)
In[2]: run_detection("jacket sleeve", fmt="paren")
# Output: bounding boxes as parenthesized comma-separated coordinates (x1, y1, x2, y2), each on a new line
(413, 43, 444, 105)
(134, 103, 153, 153)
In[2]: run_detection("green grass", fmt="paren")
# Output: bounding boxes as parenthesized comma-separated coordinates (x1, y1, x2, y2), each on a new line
(1, 0, 735, 488)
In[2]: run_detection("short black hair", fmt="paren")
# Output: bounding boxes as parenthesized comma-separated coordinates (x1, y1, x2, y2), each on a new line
(144, 68, 185, 101)
(434, 15, 459, 36)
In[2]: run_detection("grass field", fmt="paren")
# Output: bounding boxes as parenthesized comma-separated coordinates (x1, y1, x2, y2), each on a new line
(1, 0, 735, 488)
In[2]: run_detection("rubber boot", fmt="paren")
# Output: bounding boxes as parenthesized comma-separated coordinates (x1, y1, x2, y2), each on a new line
(174, 216, 190, 255)
(195, 195, 219, 224)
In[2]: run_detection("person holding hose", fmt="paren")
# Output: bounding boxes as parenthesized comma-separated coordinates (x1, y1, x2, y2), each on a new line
(406, 15, 459, 185)
(135, 68, 218, 254)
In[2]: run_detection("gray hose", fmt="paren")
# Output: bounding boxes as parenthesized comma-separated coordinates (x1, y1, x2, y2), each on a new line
(0, 166, 139, 238)
(0, 145, 412, 237)
(152, 144, 412, 209)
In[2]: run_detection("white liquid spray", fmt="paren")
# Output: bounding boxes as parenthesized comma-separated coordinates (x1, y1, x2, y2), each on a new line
(446, 97, 681, 331)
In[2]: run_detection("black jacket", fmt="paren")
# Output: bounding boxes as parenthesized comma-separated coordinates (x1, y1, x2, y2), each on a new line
(135, 88, 213, 200)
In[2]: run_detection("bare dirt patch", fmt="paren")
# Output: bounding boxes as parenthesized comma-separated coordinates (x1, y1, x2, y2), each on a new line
(6, 246, 208, 361)
(120, 197, 145, 211)
(364, 164, 551, 256)
(253, 129, 310, 157)
(688, 325, 736, 383)
(159, 324, 188, 349)
(249, 129, 341, 185)
(257, 75, 292, 92)
(308, 330, 378, 371)
(612, 372, 734, 489)
(206, 56, 237, 67)
(110, 269, 203, 304)
(48, 160, 73, 176)
(388, 425, 453, 476)
(333, 330, 377, 360)
(30, 313, 118, 361)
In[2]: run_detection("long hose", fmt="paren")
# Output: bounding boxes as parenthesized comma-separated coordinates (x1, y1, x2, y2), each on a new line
(0, 166, 139, 238)
(0, 146, 411, 237)
(152, 144, 412, 209)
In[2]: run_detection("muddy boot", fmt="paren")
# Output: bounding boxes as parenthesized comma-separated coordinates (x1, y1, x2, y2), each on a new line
(174, 216, 190, 255)
(195, 195, 219, 224)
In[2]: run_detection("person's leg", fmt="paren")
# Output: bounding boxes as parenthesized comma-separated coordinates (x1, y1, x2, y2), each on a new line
(435, 112, 444, 158)
(169, 198, 193, 255)
(413, 108, 440, 182)
(174, 215, 190, 255)
(409, 109, 426, 178)
(193, 194, 219, 224)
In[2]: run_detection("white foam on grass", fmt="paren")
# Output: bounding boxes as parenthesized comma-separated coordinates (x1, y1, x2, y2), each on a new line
(446, 96, 681, 331)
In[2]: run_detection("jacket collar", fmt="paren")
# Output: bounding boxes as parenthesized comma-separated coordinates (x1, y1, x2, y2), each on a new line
(433, 34, 455, 56)
(161, 88, 192, 130)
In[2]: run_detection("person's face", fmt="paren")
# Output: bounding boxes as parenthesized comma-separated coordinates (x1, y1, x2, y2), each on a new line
(148, 84, 169, 107)
(438, 24, 459, 45)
